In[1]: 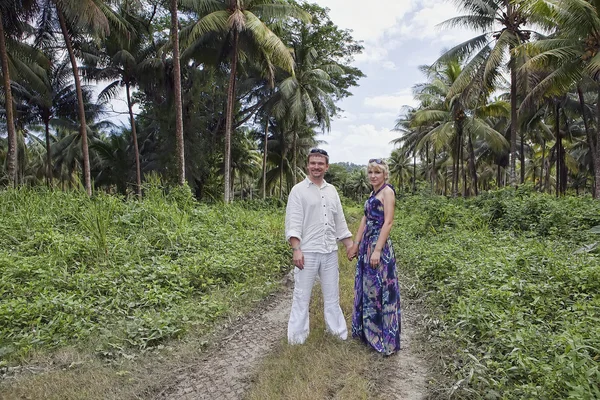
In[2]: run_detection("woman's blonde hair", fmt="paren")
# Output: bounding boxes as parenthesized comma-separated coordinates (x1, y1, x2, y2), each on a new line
(367, 158, 389, 183)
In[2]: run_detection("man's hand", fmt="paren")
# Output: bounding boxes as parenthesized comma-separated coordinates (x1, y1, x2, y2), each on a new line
(346, 244, 358, 261)
(293, 249, 305, 270)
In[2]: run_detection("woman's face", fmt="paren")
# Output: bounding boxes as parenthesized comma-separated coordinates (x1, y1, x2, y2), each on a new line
(368, 167, 385, 187)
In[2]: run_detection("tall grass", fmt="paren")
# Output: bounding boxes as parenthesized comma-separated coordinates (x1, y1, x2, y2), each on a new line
(0, 185, 288, 364)
(394, 189, 600, 399)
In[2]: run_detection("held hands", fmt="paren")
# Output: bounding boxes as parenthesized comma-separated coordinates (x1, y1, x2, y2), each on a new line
(346, 243, 358, 261)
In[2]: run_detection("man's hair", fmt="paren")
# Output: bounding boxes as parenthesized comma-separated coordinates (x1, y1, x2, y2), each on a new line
(308, 148, 329, 164)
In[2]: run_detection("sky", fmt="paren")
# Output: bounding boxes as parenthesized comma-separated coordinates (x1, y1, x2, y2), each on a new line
(311, 0, 476, 165)
(104, 0, 477, 166)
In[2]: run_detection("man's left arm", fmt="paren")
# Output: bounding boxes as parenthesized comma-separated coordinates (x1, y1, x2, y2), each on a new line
(332, 189, 353, 249)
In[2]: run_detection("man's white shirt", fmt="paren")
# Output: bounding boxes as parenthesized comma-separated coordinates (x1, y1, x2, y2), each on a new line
(285, 178, 351, 253)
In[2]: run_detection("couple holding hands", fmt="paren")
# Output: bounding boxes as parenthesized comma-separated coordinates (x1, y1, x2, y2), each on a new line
(285, 148, 401, 356)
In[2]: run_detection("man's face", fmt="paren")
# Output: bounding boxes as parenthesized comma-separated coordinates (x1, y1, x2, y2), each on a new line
(307, 154, 329, 180)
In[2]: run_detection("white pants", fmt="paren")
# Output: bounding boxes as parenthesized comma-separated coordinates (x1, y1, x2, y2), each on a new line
(287, 251, 348, 344)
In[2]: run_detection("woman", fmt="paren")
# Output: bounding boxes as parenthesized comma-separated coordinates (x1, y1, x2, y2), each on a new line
(349, 158, 401, 355)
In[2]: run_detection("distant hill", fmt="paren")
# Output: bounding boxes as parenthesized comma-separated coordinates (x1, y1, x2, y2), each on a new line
(331, 162, 364, 172)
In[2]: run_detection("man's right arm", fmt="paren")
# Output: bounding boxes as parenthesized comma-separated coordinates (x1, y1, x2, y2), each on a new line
(285, 188, 305, 269)
(285, 188, 303, 243)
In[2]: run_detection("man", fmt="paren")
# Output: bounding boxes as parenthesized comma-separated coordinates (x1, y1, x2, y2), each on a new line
(285, 148, 355, 344)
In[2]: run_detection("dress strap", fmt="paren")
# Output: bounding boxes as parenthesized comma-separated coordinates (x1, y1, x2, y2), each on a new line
(372, 183, 390, 197)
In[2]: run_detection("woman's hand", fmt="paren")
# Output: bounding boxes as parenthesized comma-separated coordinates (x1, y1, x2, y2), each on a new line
(370, 249, 381, 268)
(346, 243, 358, 260)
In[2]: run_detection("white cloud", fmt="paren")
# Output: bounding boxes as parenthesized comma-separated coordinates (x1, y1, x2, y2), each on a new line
(382, 61, 397, 70)
(316, 124, 401, 165)
(315, 0, 417, 43)
(363, 90, 418, 112)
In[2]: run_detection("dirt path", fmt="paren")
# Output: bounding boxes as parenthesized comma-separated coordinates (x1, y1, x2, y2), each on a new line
(155, 287, 293, 400)
(377, 302, 428, 400)
(156, 278, 428, 400)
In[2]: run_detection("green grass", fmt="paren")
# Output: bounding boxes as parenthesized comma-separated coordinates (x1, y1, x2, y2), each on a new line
(0, 186, 289, 363)
(393, 191, 600, 399)
(3, 186, 599, 399)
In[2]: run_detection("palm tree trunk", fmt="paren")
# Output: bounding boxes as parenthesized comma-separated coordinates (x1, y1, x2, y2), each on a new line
(594, 87, 600, 198)
(262, 117, 268, 199)
(224, 30, 239, 203)
(509, 52, 518, 187)
(432, 148, 437, 194)
(412, 152, 416, 193)
(292, 130, 297, 184)
(562, 109, 570, 195)
(240, 174, 244, 200)
(279, 156, 283, 199)
(58, 10, 91, 196)
(170, 0, 186, 187)
(460, 134, 467, 196)
(0, 16, 17, 187)
(520, 130, 525, 184)
(45, 120, 52, 186)
(578, 84, 598, 197)
(467, 132, 478, 196)
(540, 139, 545, 192)
(555, 102, 560, 197)
(126, 83, 142, 197)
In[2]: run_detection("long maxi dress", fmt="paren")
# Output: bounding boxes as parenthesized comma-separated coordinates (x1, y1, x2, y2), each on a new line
(351, 183, 401, 355)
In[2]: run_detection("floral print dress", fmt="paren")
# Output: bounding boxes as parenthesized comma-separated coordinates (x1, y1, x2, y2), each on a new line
(351, 183, 401, 355)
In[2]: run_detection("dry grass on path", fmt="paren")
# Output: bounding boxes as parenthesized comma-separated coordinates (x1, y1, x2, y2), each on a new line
(245, 247, 429, 400)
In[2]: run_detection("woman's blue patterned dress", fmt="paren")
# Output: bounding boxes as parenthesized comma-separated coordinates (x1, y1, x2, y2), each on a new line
(351, 183, 401, 355)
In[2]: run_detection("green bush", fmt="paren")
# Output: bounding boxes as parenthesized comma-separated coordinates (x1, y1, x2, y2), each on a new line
(0, 186, 288, 361)
(393, 191, 600, 399)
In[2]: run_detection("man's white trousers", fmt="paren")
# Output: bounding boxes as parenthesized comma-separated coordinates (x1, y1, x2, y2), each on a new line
(287, 251, 348, 344)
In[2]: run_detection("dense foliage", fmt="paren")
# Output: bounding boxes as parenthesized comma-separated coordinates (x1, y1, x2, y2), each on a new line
(0, 0, 364, 202)
(0, 185, 288, 362)
(393, 188, 600, 398)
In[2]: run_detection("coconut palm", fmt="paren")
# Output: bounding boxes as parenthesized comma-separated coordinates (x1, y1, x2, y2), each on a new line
(181, 0, 310, 202)
(520, 0, 600, 198)
(388, 148, 411, 193)
(93, 8, 157, 196)
(169, 0, 186, 187)
(274, 43, 341, 184)
(0, 0, 40, 185)
(438, 0, 549, 187)
(401, 59, 509, 196)
(10, 57, 79, 186)
(35, 0, 125, 195)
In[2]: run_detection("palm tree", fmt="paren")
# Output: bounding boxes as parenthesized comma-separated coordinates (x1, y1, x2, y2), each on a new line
(401, 59, 509, 196)
(93, 8, 157, 196)
(181, 0, 310, 202)
(0, 0, 38, 185)
(36, 0, 125, 195)
(438, 0, 547, 187)
(346, 168, 371, 202)
(11, 57, 78, 186)
(169, 0, 186, 187)
(520, 0, 600, 198)
(388, 148, 411, 193)
(275, 44, 340, 184)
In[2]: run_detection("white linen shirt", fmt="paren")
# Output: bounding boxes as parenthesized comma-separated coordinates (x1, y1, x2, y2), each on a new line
(285, 178, 352, 253)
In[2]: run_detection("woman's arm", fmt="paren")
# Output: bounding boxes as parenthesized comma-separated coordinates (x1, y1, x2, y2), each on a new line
(370, 187, 395, 267)
(347, 215, 367, 260)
